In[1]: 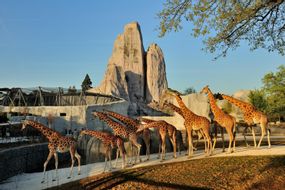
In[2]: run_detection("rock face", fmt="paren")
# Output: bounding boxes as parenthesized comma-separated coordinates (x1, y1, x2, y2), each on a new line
(146, 44, 168, 103)
(90, 22, 168, 105)
(94, 64, 130, 101)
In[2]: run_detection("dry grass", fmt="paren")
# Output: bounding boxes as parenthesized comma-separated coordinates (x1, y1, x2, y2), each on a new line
(47, 155, 285, 190)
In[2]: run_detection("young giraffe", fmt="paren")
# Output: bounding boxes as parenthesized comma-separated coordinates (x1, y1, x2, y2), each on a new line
(21, 120, 81, 183)
(220, 93, 271, 148)
(93, 111, 142, 164)
(79, 129, 126, 172)
(138, 118, 177, 161)
(102, 110, 151, 160)
(163, 102, 206, 152)
(162, 90, 212, 157)
(200, 86, 236, 153)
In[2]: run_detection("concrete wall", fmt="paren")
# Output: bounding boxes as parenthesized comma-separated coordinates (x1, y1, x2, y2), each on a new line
(0, 99, 129, 133)
(0, 143, 49, 181)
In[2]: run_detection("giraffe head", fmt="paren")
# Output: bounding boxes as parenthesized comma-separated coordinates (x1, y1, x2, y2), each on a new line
(92, 111, 101, 119)
(21, 120, 30, 131)
(214, 93, 223, 100)
(78, 130, 87, 140)
(160, 88, 182, 107)
(200, 85, 210, 95)
(167, 88, 182, 97)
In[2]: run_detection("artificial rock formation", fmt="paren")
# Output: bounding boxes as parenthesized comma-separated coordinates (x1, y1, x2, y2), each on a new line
(146, 44, 168, 103)
(90, 22, 168, 104)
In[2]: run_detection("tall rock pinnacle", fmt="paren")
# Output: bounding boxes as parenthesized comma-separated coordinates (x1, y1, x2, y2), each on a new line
(145, 44, 168, 102)
(90, 22, 168, 104)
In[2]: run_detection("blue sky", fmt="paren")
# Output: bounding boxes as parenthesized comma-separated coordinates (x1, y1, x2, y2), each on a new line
(0, 1, 283, 94)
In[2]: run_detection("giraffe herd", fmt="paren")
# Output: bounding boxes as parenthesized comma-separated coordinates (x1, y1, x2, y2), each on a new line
(20, 85, 272, 183)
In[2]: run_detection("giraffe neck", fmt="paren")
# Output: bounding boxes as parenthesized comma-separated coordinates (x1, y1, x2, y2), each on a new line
(173, 94, 194, 117)
(95, 113, 129, 137)
(222, 94, 254, 112)
(105, 111, 138, 127)
(25, 120, 60, 141)
(141, 121, 164, 130)
(206, 89, 223, 117)
(165, 102, 184, 118)
(140, 118, 155, 124)
(81, 129, 110, 142)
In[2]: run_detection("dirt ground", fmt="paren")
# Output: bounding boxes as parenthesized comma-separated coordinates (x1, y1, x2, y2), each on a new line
(47, 154, 285, 190)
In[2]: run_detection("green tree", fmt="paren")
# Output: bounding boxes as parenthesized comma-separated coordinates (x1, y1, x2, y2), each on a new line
(262, 65, 285, 118)
(158, 0, 285, 59)
(248, 89, 268, 112)
(81, 74, 92, 92)
(183, 87, 196, 95)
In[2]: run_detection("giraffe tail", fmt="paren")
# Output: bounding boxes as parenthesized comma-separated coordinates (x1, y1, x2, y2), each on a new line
(232, 117, 237, 138)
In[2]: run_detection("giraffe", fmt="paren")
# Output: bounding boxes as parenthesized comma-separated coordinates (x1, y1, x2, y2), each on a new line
(102, 110, 151, 160)
(93, 111, 142, 164)
(79, 129, 126, 172)
(138, 118, 177, 161)
(200, 86, 236, 153)
(163, 102, 206, 152)
(220, 93, 271, 148)
(21, 120, 81, 183)
(162, 89, 212, 157)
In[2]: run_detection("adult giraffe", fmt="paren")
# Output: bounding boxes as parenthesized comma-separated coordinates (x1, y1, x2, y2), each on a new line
(22, 120, 81, 183)
(200, 85, 236, 153)
(162, 89, 212, 157)
(220, 93, 271, 148)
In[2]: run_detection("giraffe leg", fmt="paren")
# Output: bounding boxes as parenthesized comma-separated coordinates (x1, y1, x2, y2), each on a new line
(143, 132, 150, 161)
(129, 134, 141, 165)
(68, 147, 76, 178)
(251, 126, 257, 148)
(75, 151, 81, 175)
(170, 132, 177, 159)
(118, 145, 126, 169)
(52, 153, 58, 181)
(201, 131, 207, 153)
(136, 143, 142, 164)
(187, 128, 193, 157)
(103, 147, 109, 172)
(193, 130, 199, 151)
(42, 150, 54, 183)
(157, 135, 162, 159)
(257, 122, 266, 148)
(243, 126, 250, 147)
(160, 134, 166, 162)
(212, 125, 217, 153)
(202, 127, 212, 156)
(267, 128, 271, 148)
(123, 150, 128, 168)
(128, 142, 134, 164)
(232, 125, 236, 152)
(221, 127, 225, 152)
(103, 156, 108, 173)
(108, 148, 112, 171)
(114, 149, 119, 168)
(225, 127, 233, 153)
